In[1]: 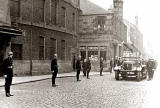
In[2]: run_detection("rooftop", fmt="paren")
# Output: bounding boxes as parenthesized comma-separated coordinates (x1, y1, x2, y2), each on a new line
(80, 0, 109, 15)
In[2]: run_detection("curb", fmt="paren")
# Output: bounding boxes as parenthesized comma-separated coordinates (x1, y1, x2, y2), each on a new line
(0, 72, 108, 87)
(0, 74, 102, 87)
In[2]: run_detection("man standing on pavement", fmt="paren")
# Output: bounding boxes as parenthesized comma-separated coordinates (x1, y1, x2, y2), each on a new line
(3, 51, 14, 97)
(110, 58, 114, 73)
(100, 57, 104, 76)
(51, 54, 58, 87)
(76, 56, 81, 81)
(86, 58, 91, 79)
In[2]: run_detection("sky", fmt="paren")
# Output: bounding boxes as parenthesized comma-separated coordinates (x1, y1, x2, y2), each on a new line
(89, 0, 160, 59)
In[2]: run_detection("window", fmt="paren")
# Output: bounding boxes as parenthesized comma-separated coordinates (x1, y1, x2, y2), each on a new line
(10, 0, 20, 17)
(33, 0, 44, 23)
(100, 51, 106, 60)
(72, 13, 75, 31)
(96, 16, 106, 31)
(51, 0, 57, 25)
(39, 36, 45, 60)
(11, 44, 22, 60)
(50, 38, 57, 59)
(61, 40, 65, 60)
(61, 7, 66, 27)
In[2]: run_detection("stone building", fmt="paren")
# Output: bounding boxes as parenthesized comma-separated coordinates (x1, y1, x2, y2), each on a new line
(79, 0, 127, 61)
(7, 0, 80, 76)
(78, 0, 143, 71)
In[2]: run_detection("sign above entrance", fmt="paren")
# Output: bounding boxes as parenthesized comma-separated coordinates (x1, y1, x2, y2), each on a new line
(88, 46, 99, 51)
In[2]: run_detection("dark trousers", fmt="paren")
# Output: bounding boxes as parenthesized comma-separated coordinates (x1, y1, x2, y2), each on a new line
(52, 71, 58, 85)
(76, 69, 80, 81)
(87, 70, 90, 79)
(100, 67, 103, 76)
(83, 69, 86, 76)
(5, 77, 13, 94)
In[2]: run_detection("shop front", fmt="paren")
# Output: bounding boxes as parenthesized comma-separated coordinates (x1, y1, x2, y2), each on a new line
(0, 26, 22, 76)
(80, 46, 107, 61)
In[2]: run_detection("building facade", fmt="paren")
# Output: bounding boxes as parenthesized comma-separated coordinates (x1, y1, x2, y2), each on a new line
(78, 0, 143, 71)
(8, 0, 80, 75)
(79, 0, 127, 61)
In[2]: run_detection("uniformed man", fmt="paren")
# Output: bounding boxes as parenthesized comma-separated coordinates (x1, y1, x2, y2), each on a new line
(100, 57, 104, 76)
(76, 56, 81, 81)
(3, 51, 14, 97)
(51, 54, 58, 87)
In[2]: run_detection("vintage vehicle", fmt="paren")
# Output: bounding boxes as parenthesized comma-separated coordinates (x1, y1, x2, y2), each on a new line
(114, 57, 147, 81)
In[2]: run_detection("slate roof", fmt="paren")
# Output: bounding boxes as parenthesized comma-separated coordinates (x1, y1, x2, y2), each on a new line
(80, 0, 108, 15)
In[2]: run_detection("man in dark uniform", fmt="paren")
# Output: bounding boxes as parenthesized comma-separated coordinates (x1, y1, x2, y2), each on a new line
(100, 57, 103, 76)
(86, 58, 91, 79)
(76, 56, 81, 81)
(3, 51, 14, 97)
(51, 54, 58, 87)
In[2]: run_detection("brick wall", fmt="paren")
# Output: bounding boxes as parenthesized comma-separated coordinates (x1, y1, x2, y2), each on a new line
(9, 0, 80, 75)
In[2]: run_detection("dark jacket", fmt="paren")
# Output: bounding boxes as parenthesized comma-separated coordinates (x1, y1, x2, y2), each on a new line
(86, 60, 91, 71)
(100, 60, 103, 68)
(82, 61, 87, 71)
(76, 60, 81, 70)
(3, 57, 13, 77)
(51, 59, 58, 72)
(114, 59, 119, 67)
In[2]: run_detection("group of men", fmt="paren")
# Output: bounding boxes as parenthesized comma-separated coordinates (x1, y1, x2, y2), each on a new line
(2, 51, 158, 97)
(76, 56, 91, 81)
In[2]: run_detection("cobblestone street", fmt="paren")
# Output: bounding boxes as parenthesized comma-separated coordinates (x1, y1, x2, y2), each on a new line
(0, 73, 156, 108)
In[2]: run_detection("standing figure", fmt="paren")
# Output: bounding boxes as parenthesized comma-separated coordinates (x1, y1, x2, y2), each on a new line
(3, 52, 14, 97)
(82, 59, 87, 76)
(76, 56, 81, 81)
(146, 59, 155, 80)
(86, 58, 91, 79)
(72, 55, 76, 71)
(110, 58, 114, 73)
(51, 54, 58, 87)
(114, 56, 119, 67)
(100, 57, 104, 76)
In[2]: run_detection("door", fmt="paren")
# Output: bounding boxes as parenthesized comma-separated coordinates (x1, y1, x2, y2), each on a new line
(0, 39, 5, 76)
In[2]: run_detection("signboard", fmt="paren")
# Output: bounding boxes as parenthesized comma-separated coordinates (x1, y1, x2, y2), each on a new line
(0, 0, 11, 26)
(88, 46, 99, 51)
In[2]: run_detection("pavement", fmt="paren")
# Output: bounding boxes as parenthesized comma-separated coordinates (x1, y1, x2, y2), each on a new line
(0, 71, 110, 87)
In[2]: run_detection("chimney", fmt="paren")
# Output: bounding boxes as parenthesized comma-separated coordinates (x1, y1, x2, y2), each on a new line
(135, 16, 138, 27)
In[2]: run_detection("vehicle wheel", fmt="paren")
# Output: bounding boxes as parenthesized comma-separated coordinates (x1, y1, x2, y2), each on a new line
(115, 71, 120, 80)
(137, 71, 142, 81)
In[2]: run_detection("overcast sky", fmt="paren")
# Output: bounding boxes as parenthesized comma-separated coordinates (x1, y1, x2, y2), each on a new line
(89, 0, 160, 59)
